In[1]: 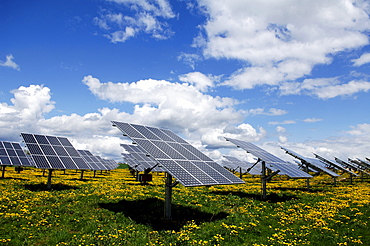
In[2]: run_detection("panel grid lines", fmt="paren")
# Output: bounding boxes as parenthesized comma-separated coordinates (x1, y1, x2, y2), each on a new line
(113, 121, 244, 186)
(0, 141, 33, 166)
(21, 133, 89, 170)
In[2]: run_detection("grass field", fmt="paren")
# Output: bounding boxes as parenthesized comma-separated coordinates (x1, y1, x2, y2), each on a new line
(0, 167, 369, 245)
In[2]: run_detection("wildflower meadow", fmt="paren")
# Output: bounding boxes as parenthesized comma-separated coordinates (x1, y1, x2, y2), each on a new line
(0, 166, 369, 245)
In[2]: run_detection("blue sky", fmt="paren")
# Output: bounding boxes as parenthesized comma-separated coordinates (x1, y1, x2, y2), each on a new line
(1, 0, 370, 163)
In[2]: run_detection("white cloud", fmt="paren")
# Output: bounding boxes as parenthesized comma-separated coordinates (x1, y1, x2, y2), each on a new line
(268, 120, 296, 125)
(95, 0, 175, 42)
(278, 135, 288, 144)
(82, 75, 244, 139)
(352, 53, 370, 66)
(249, 108, 287, 116)
(195, 0, 370, 90)
(314, 80, 370, 99)
(0, 85, 55, 140)
(276, 126, 286, 133)
(280, 78, 370, 99)
(178, 71, 217, 92)
(177, 53, 201, 69)
(304, 118, 323, 123)
(0, 54, 20, 71)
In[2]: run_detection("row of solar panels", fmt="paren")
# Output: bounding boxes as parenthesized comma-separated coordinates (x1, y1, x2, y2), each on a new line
(115, 121, 370, 186)
(222, 140, 369, 178)
(0, 134, 118, 171)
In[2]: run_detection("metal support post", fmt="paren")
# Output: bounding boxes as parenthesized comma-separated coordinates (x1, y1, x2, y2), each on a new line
(349, 174, 353, 185)
(1, 166, 5, 179)
(261, 161, 267, 200)
(93, 170, 96, 178)
(305, 165, 310, 191)
(164, 173, 173, 220)
(80, 170, 85, 180)
(239, 167, 243, 179)
(47, 169, 53, 190)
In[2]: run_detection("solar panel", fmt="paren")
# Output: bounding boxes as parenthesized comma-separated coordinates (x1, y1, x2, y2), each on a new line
(223, 155, 262, 175)
(0, 141, 33, 166)
(120, 144, 163, 172)
(112, 121, 244, 187)
(225, 138, 312, 178)
(356, 158, 370, 169)
(280, 147, 339, 177)
(21, 133, 90, 170)
(313, 153, 358, 177)
(78, 150, 109, 170)
(334, 157, 368, 174)
(104, 159, 119, 170)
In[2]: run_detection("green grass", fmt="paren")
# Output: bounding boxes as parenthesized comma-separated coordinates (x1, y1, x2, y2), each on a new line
(0, 168, 369, 245)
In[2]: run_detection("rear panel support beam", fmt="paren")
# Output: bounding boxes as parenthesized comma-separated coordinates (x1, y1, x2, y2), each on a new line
(47, 169, 53, 190)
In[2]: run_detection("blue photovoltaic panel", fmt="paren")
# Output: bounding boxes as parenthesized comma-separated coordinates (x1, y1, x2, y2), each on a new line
(112, 121, 244, 187)
(0, 141, 33, 166)
(21, 133, 90, 170)
(280, 147, 339, 177)
(225, 138, 312, 178)
(335, 157, 370, 175)
(120, 144, 163, 172)
(77, 150, 108, 171)
(223, 155, 262, 175)
(314, 153, 358, 177)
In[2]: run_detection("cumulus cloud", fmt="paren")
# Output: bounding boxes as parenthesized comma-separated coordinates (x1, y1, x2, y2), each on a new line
(194, 0, 370, 91)
(82, 75, 243, 133)
(0, 54, 20, 71)
(280, 78, 370, 99)
(352, 53, 370, 66)
(94, 0, 175, 42)
(178, 71, 218, 92)
(0, 85, 54, 140)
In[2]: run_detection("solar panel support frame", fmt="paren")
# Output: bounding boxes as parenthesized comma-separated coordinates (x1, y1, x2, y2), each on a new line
(261, 161, 267, 200)
(47, 169, 53, 190)
(164, 173, 179, 220)
(1, 166, 5, 179)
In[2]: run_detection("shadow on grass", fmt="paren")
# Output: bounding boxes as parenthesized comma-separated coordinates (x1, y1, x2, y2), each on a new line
(99, 197, 228, 231)
(210, 191, 297, 203)
(24, 183, 80, 191)
(273, 187, 323, 193)
(0, 177, 29, 181)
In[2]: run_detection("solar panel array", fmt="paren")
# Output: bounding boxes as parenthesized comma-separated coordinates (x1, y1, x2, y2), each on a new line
(314, 153, 358, 177)
(112, 121, 244, 187)
(225, 138, 312, 178)
(21, 133, 90, 170)
(334, 157, 368, 175)
(223, 155, 262, 175)
(78, 150, 108, 170)
(0, 141, 33, 166)
(103, 159, 119, 170)
(121, 144, 163, 172)
(280, 147, 339, 177)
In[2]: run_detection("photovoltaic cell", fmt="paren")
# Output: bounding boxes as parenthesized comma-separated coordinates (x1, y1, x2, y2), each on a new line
(21, 133, 89, 170)
(225, 138, 312, 179)
(0, 141, 33, 166)
(112, 121, 244, 187)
